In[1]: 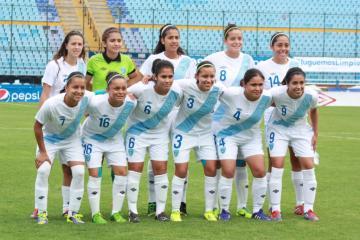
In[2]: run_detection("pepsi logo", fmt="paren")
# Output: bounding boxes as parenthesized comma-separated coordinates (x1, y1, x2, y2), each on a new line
(0, 89, 10, 101)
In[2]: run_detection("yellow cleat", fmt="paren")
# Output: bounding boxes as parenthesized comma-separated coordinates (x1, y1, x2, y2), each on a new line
(170, 210, 182, 222)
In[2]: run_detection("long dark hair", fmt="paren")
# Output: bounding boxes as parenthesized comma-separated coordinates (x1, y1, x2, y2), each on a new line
(154, 24, 185, 55)
(282, 67, 306, 85)
(53, 30, 85, 60)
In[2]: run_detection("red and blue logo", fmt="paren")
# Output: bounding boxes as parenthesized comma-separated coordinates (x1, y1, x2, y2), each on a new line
(0, 89, 10, 102)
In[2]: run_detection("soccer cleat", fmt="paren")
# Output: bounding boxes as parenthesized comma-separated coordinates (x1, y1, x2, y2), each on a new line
(236, 207, 252, 219)
(30, 208, 38, 219)
(110, 212, 126, 223)
(218, 209, 231, 221)
(213, 208, 220, 218)
(92, 213, 107, 224)
(155, 212, 170, 222)
(67, 212, 85, 224)
(128, 211, 140, 223)
(304, 210, 319, 222)
(180, 202, 188, 216)
(252, 209, 271, 221)
(271, 210, 282, 221)
(170, 211, 182, 222)
(147, 202, 156, 217)
(37, 211, 48, 224)
(294, 204, 304, 215)
(62, 210, 69, 218)
(204, 211, 217, 222)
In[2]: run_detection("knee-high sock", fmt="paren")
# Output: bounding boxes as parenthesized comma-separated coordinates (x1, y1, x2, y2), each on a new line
(69, 165, 85, 215)
(252, 176, 267, 213)
(269, 167, 284, 212)
(154, 173, 169, 215)
(181, 173, 189, 203)
(147, 162, 156, 203)
(235, 166, 248, 209)
(112, 175, 127, 214)
(87, 176, 101, 216)
(303, 168, 317, 212)
(127, 171, 141, 214)
(61, 186, 70, 213)
(291, 171, 304, 206)
(204, 176, 217, 212)
(214, 168, 221, 209)
(171, 175, 185, 211)
(35, 162, 51, 213)
(218, 176, 233, 211)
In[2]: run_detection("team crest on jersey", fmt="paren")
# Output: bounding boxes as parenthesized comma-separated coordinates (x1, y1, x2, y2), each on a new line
(120, 67, 127, 75)
(146, 101, 152, 104)
(128, 149, 134, 156)
(173, 149, 179, 157)
(100, 67, 107, 71)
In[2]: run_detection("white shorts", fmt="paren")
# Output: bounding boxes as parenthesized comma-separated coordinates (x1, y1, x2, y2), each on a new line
(82, 138, 127, 168)
(267, 124, 315, 158)
(126, 134, 169, 162)
(172, 133, 217, 163)
(216, 134, 264, 160)
(37, 139, 84, 164)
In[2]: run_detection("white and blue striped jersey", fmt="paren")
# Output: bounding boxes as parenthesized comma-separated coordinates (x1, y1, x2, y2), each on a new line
(215, 87, 272, 139)
(140, 52, 197, 80)
(35, 91, 93, 144)
(82, 94, 136, 142)
(126, 81, 183, 138)
(256, 58, 299, 90)
(174, 79, 225, 136)
(268, 85, 318, 128)
(204, 51, 255, 87)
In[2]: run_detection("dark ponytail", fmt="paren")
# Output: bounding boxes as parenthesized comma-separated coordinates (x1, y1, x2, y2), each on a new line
(154, 24, 185, 55)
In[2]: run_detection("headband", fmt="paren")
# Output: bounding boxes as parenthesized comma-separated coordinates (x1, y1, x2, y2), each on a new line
(270, 32, 289, 46)
(161, 24, 176, 36)
(65, 72, 84, 86)
(224, 26, 241, 38)
(107, 74, 125, 85)
(196, 63, 215, 73)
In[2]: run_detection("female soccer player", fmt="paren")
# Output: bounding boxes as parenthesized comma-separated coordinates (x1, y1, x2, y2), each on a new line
(32, 30, 86, 219)
(82, 72, 136, 224)
(205, 24, 255, 218)
(267, 67, 319, 221)
(86, 27, 142, 92)
(215, 69, 272, 221)
(140, 24, 196, 216)
(33, 72, 91, 224)
(170, 61, 224, 222)
(125, 59, 182, 222)
(257, 32, 305, 216)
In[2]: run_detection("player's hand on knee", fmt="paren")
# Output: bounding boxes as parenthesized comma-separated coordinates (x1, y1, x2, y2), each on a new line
(35, 152, 50, 169)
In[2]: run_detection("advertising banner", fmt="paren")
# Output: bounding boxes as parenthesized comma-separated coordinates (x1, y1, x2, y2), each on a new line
(294, 57, 360, 73)
(0, 85, 42, 102)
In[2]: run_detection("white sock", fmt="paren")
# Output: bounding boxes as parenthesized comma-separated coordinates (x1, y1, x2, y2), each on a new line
(87, 176, 101, 216)
(171, 175, 185, 211)
(112, 175, 127, 214)
(181, 173, 188, 203)
(214, 168, 221, 209)
(68, 165, 84, 215)
(252, 176, 267, 213)
(147, 162, 156, 203)
(154, 173, 169, 215)
(269, 167, 284, 212)
(35, 162, 51, 213)
(291, 171, 304, 206)
(218, 175, 233, 211)
(204, 176, 217, 212)
(303, 168, 317, 212)
(235, 166, 248, 209)
(61, 186, 70, 213)
(127, 171, 141, 214)
(266, 172, 271, 210)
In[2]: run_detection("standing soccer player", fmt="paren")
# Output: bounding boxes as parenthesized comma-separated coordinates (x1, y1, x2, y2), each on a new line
(33, 72, 91, 224)
(215, 69, 272, 221)
(86, 27, 142, 92)
(170, 61, 224, 222)
(140, 23, 196, 216)
(267, 67, 319, 221)
(31, 31, 86, 219)
(125, 59, 182, 222)
(205, 24, 255, 218)
(257, 32, 305, 216)
(82, 72, 136, 224)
